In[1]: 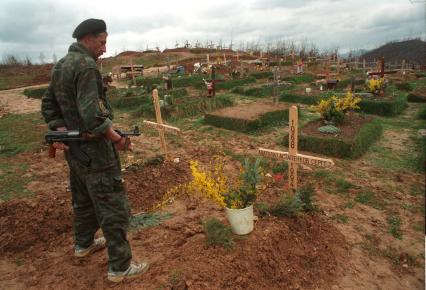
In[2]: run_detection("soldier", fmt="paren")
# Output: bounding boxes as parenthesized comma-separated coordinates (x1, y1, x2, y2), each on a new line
(41, 19, 149, 283)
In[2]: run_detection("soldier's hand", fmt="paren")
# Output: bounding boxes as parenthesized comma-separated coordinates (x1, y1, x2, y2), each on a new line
(52, 142, 69, 150)
(114, 137, 133, 151)
(53, 126, 69, 150)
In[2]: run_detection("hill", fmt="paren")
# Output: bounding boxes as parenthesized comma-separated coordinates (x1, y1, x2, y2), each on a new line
(360, 39, 426, 66)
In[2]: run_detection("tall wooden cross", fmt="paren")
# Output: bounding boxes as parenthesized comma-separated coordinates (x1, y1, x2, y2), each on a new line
(259, 106, 334, 190)
(130, 58, 136, 86)
(143, 89, 181, 160)
(367, 57, 397, 78)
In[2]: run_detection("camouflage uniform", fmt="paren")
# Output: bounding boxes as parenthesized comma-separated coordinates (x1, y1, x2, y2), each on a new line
(41, 42, 132, 272)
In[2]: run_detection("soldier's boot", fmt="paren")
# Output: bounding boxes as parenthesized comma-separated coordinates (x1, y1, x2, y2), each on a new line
(74, 237, 106, 258)
(107, 261, 150, 283)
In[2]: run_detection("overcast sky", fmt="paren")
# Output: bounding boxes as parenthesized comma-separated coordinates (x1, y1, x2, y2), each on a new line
(0, 0, 425, 63)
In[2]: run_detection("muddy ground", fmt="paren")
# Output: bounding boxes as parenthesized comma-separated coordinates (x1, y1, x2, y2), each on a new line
(0, 84, 424, 290)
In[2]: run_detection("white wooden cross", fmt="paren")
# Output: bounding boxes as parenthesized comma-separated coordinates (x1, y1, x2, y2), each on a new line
(143, 89, 181, 160)
(259, 106, 334, 190)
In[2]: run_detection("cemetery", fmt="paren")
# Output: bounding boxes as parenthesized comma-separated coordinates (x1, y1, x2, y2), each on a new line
(0, 39, 425, 290)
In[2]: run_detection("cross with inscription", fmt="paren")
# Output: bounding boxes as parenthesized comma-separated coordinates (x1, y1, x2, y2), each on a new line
(259, 106, 334, 190)
(143, 89, 181, 160)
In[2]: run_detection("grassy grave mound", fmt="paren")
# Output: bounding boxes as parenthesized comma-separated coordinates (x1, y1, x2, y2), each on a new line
(23, 86, 48, 99)
(283, 114, 382, 158)
(137, 93, 234, 119)
(407, 88, 426, 103)
(215, 77, 256, 90)
(249, 71, 274, 79)
(280, 91, 408, 117)
(231, 85, 275, 98)
(205, 101, 290, 132)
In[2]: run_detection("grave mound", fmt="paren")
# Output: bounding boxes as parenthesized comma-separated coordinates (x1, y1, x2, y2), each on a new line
(283, 114, 382, 158)
(205, 100, 290, 132)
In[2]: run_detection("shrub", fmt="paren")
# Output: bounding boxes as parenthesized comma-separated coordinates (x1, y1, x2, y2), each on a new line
(269, 195, 302, 217)
(407, 91, 426, 103)
(23, 87, 48, 99)
(417, 105, 426, 120)
(395, 82, 414, 92)
(283, 74, 315, 84)
(250, 71, 274, 79)
(318, 125, 341, 134)
(215, 77, 256, 90)
(311, 92, 361, 125)
(284, 118, 383, 158)
(203, 218, 234, 250)
(359, 92, 407, 116)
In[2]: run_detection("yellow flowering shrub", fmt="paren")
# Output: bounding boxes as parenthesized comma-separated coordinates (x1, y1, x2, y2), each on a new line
(155, 157, 263, 210)
(368, 77, 384, 95)
(311, 92, 361, 124)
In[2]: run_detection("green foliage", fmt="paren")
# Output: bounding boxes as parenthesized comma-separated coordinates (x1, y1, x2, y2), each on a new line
(284, 118, 383, 158)
(272, 162, 288, 173)
(417, 105, 426, 120)
(134, 76, 144, 87)
(173, 75, 205, 88)
(0, 162, 34, 201)
(215, 77, 256, 90)
(332, 214, 349, 224)
(359, 93, 407, 116)
(23, 86, 48, 99)
(318, 125, 341, 134)
(395, 82, 414, 92)
(205, 108, 289, 133)
(416, 137, 426, 172)
(249, 71, 274, 79)
(296, 184, 316, 212)
(0, 113, 45, 157)
(203, 217, 234, 250)
(269, 195, 302, 217)
(407, 92, 426, 103)
(279, 92, 318, 104)
(282, 74, 315, 84)
(129, 212, 172, 230)
(387, 215, 403, 240)
(231, 85, 275, 98)
(223, 158, 262, 209)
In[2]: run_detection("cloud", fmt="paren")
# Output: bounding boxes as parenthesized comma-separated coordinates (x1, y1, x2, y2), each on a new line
(0, 0, 424, 62)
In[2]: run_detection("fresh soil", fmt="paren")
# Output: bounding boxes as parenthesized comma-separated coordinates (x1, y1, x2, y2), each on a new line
(301, 114, 374, 141)
(209, 100, 289, 120)
(0, 70, 424, 290)
(0, 149, 348, 290)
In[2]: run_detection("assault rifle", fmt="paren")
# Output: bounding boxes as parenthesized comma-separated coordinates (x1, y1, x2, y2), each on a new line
(45, 126, 141, 166)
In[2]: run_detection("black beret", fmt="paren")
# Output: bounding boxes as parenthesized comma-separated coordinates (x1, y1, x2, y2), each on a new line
(72, 18, 107, 39)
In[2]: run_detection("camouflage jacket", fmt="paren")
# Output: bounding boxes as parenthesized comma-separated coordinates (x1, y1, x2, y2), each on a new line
(41, 42, 118, 169)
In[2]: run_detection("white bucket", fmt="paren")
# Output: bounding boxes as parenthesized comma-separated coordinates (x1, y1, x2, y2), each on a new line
(225, 204, 254, 235)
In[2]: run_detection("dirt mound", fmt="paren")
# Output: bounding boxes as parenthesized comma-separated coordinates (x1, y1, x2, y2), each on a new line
(116, 51, 144, 58)
(0, 197, 73, 255)
(125, 159, 192, 212)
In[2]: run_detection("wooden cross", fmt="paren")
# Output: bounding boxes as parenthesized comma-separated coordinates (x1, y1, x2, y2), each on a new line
(367, 57, 397, 78)
(130, 58, 136, 86)
(143, 89, 181, 160)
(259, 106, 334, 190)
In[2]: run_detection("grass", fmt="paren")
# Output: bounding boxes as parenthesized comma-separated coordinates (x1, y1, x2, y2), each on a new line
(332, 214, 349, 224)
(312, 169, 355, 196)
(203, 217, 234, 250)
(354, 190, 387, 210)
(129, 212, 172, 230)
(387, 215, 403, 240)
(0, 161, 34, 201)
(0, 112, 45, 157)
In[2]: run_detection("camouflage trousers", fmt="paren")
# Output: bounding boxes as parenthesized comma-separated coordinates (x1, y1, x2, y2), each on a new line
(67, 158, 132, 272)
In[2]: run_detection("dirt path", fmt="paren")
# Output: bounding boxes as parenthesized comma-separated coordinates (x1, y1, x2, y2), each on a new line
(0, 84, 47, 114)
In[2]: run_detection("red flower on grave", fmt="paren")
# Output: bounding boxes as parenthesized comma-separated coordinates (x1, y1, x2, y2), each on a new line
(273, 173, 284, 182)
